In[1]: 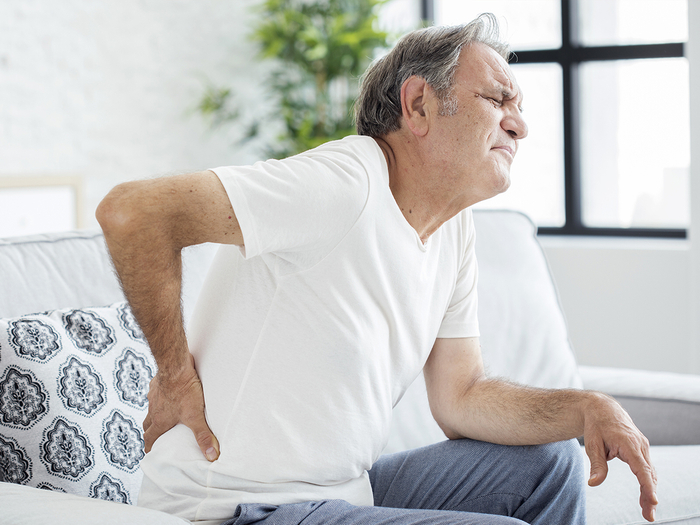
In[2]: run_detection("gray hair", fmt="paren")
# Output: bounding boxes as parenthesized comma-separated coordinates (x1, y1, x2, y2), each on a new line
(354, 13, 510, 137)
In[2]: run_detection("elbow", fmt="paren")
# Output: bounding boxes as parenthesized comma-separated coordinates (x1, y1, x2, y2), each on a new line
(428, 395, 466, 441)
(96, 182, 145, 241)
(438, 421, 464, 441)
(432, 406, 466, 441)
(428, 373, 487, 442)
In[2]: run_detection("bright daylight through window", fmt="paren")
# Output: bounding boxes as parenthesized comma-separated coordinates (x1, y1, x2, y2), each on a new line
(430, 0, 690, 236)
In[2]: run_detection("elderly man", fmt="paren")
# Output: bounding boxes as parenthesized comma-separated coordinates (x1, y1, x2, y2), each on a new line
(97, 14, 657, 525)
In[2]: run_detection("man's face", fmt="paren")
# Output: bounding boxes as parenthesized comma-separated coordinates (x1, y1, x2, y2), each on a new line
(430, 42, 528, 205)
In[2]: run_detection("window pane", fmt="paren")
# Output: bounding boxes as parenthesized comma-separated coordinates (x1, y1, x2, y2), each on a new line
(434, 0, 561, 51)
(475, 63, 565, 227)
(578, 0, 688, 46)
(580, 58, 690, 229)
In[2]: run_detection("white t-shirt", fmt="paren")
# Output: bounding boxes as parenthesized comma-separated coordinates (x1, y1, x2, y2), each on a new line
(138, 135, 480, 523)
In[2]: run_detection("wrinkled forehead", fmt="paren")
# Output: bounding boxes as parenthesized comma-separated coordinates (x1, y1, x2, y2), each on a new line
(460, 42, 523, 102)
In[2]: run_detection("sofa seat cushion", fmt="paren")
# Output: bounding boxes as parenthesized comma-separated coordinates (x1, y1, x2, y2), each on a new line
(0, 482, 190, 525)
(585, 445, 700, 525)
(0, 302, 154, 504)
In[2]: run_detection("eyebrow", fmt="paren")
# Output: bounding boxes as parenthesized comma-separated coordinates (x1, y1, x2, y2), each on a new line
(501, 85, 524, 111)
(488, 84, 524, 107)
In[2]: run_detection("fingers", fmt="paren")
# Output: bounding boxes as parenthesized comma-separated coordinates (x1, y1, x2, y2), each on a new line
(143, 421, 157, 453)
(584, 437, 609, 487)
(640, 447, 659, 522)
(142, 409, 175, 454)
(142, 413, 153, 452)
(583, 393, 658, 522)
(620, 443, 658, 522)
(143, 369, 220, 462)
(640, 485, 659, 522)
(187, 410, 220, 462)
(635, 464, 658, 522)
(142, 408, 218, 460)
(587, 437, 658, 523)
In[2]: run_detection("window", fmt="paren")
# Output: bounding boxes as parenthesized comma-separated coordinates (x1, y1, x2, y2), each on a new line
(426, 0, 689, 237)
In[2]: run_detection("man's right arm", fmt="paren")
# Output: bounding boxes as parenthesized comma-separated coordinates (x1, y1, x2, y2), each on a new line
(96, 170, 243, 460)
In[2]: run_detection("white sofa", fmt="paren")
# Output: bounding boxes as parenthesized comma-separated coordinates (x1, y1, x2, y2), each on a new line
(0, 209, 698, 525)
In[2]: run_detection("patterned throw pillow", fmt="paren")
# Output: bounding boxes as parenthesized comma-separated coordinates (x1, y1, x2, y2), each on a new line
(0, 302, 155, 505)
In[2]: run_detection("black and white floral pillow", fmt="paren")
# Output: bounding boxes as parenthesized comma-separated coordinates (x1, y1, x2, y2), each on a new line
(0, 302, 154, 505)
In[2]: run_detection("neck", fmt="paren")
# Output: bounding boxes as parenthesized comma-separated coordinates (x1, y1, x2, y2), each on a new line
(373, 135, 472, 243)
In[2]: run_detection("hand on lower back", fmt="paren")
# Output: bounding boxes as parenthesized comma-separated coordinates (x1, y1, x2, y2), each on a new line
(142, 353, 220, 461)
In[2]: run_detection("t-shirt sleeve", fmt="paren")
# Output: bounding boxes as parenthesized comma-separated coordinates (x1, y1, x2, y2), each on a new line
(437, 210, 480, 338)
(210, 145, 370, 263)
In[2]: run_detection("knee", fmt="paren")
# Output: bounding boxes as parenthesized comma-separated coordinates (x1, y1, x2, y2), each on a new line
(535, 438, 586, 487)
(515, 440, 586, 524)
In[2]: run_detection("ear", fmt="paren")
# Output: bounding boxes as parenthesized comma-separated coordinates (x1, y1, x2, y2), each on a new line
(400, 75, 433, 137)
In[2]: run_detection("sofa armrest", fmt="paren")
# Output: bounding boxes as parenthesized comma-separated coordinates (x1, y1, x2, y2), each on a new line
(579, 365, 700, 446)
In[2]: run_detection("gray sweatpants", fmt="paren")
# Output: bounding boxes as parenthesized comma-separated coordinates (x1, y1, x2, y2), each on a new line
(222, 438, 586, 525)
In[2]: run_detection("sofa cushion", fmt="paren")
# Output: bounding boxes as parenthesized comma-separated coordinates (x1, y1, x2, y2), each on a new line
(0, 482, 190, 525)
(0, 302, 154, 504)
(585, 445, 700, 525)
(472, 210, 582, 389)
(580, 366, 700, 446)
(0, 231, 123, 320)
(0, 229, 219, 323)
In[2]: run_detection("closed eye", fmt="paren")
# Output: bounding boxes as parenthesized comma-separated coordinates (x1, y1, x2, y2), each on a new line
(481, 93, 522, 112)
(480, 95, 503, 107)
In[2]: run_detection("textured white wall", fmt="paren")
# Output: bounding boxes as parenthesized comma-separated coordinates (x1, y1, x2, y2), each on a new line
(0, 0, 269, 230)
(0, 0, 420, 232)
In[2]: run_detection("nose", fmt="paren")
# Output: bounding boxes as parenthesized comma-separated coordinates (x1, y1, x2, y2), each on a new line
(503, 108, 528, 140)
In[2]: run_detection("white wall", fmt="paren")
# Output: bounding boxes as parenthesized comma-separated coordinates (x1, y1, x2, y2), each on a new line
(540, 1, 700, 375)
(0, 0, 419, 234)
(691, 0, 700, 375)
(0, 0, 269, 231)
(541, 237, 694, 374)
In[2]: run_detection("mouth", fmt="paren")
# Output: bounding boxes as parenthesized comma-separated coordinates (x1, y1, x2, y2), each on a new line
(492, 145, 515, 159)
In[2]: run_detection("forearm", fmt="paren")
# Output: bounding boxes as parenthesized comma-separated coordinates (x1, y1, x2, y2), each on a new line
(440, 377, 599, 445)
(426, 338, 656, 520)
(97, 182, 190, 378)
(425, 338, 593, 445)
(96, 172, 239, 460)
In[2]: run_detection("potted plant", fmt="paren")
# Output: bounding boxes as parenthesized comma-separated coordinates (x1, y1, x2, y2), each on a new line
(199, 0, 392, 158)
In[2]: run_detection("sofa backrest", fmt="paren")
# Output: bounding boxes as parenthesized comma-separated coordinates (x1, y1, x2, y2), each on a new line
(0, 230, 217, 323)
(0, 211, 582, 455)
(0, 231, 121, 318)
(384, 209, 582, 453)
(473, 210, 581, 390)
(0, 213, 581, 388)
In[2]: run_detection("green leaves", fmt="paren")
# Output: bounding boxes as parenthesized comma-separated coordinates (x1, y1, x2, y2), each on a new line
(254, 0, 388, 78)
(198, 86, 238, 125)
(199, 0, 393, 159)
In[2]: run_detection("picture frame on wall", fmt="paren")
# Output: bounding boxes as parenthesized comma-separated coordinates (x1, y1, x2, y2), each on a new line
(0, 176, 83, 238)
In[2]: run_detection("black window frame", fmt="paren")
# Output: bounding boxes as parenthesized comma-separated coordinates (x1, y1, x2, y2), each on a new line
(422, 0, 687, 238)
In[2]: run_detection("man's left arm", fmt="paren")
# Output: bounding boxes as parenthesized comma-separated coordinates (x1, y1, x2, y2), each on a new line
(424, 336, 659, 522)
